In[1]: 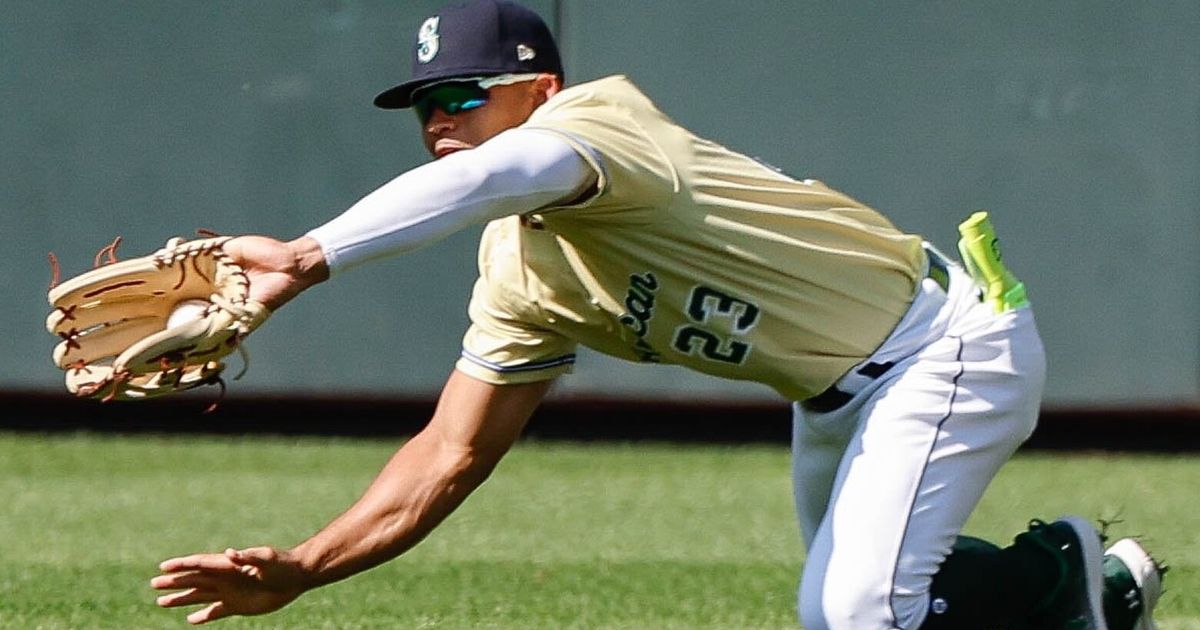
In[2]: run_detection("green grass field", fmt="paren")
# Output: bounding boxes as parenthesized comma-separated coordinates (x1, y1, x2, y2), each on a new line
(1, 432, 1197, 629)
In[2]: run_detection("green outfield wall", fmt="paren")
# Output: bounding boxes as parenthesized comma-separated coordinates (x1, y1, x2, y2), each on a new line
(4, 1, 1197, 407)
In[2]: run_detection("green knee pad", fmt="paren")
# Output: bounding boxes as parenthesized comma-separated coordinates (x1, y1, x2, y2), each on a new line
(920, 535, 1056, 630)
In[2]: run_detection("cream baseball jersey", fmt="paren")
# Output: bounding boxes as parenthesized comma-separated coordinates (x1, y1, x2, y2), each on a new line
(455, 75, 926, 401)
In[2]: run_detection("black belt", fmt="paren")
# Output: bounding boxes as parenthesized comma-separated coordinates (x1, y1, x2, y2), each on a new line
(926, 246, 951, 293)
(801, 246, 950, 414)
(802, 360, 897, 413)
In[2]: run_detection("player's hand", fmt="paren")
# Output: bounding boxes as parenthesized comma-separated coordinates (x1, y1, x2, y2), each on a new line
(151, 546, 309, 625)
(221, 235, 329, 312)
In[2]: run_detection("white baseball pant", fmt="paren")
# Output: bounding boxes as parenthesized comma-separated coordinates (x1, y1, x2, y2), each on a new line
(792, 256, 1046, 629)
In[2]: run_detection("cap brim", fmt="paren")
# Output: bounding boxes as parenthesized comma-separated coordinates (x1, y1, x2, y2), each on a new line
(372, 69, 515, 109)
(373, 80, 425, 110)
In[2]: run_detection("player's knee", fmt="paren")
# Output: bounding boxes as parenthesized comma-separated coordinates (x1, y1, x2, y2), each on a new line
(797, 591, 830, 630)
(798, 584, 878, 630)
(890, 591, 930, 629)
(798, 572, 928, 630)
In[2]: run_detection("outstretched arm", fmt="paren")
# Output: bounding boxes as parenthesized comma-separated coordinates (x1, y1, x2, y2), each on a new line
(220, 235, 329, 312)
(151, 369, 553, 624)
(219, 127, 595, 313)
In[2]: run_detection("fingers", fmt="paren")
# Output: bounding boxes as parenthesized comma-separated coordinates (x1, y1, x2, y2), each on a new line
(151, 570, 224, 592)
(226, 546, 284, 579)
(153, 547, 296, 626)
(159, 552, 239, 574)
(226, 546, 278, 566)
(155, 587, 217, 609)
(187, 602, 230, 625)
(154, 547, 285, 593)
(156, 547, 283, 586)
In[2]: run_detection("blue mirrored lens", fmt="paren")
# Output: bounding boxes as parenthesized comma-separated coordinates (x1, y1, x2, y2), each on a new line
(413, 82, 489, 122)
(445, 98, 487, 115)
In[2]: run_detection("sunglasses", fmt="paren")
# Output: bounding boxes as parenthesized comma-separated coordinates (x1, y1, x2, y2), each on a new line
(412, 73, 541, 123)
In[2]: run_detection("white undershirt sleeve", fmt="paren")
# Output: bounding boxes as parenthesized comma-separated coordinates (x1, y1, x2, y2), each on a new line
(305, 127, 597, 274)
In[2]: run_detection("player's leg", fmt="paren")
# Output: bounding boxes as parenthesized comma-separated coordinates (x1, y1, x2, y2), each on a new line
(923, 517, 1106, 629)
(926, 525, 1168, 630)
(796, 303, 1049, 630)
(791, 399, 858, 548)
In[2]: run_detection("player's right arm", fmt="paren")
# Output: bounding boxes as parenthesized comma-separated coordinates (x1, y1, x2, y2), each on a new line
(151, 368, 552, 625)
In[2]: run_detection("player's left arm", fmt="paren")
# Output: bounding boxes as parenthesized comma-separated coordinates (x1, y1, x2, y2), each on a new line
(306, 128, 597, 274)
(151, 369, 553, 624)
(218, 234, 329, 312)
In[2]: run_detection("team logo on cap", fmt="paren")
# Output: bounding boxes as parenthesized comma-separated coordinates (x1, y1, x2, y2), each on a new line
(416, 16, 440, 63)
(516, 44, 536, 61)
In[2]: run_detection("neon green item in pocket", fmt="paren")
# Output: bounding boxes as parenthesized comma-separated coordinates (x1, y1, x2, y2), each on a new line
(957, 211, 1030, 313)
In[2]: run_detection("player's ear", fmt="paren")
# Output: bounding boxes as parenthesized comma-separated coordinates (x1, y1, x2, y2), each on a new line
(530, 73, 561, 107)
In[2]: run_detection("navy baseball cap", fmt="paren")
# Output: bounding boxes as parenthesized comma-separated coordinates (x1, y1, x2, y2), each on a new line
(373, 0, 564, 110)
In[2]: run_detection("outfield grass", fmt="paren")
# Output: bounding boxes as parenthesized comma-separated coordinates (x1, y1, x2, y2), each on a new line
(0, 432, 1197, 629)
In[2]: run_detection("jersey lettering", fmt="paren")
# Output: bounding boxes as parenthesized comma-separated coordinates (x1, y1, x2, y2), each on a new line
(672, 286, 759, 365)
(618, 272, 661, 362)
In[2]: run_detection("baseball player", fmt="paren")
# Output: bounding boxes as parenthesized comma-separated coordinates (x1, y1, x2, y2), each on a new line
(149, 1, 1163, 628)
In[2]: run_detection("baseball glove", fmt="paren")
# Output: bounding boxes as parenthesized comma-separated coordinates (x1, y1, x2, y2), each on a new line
(45, 235, 270, 404)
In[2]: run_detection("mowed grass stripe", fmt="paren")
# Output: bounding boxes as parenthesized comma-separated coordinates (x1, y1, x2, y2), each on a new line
(1, 432, 1197, 628)
(1, 561, 799, 629)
